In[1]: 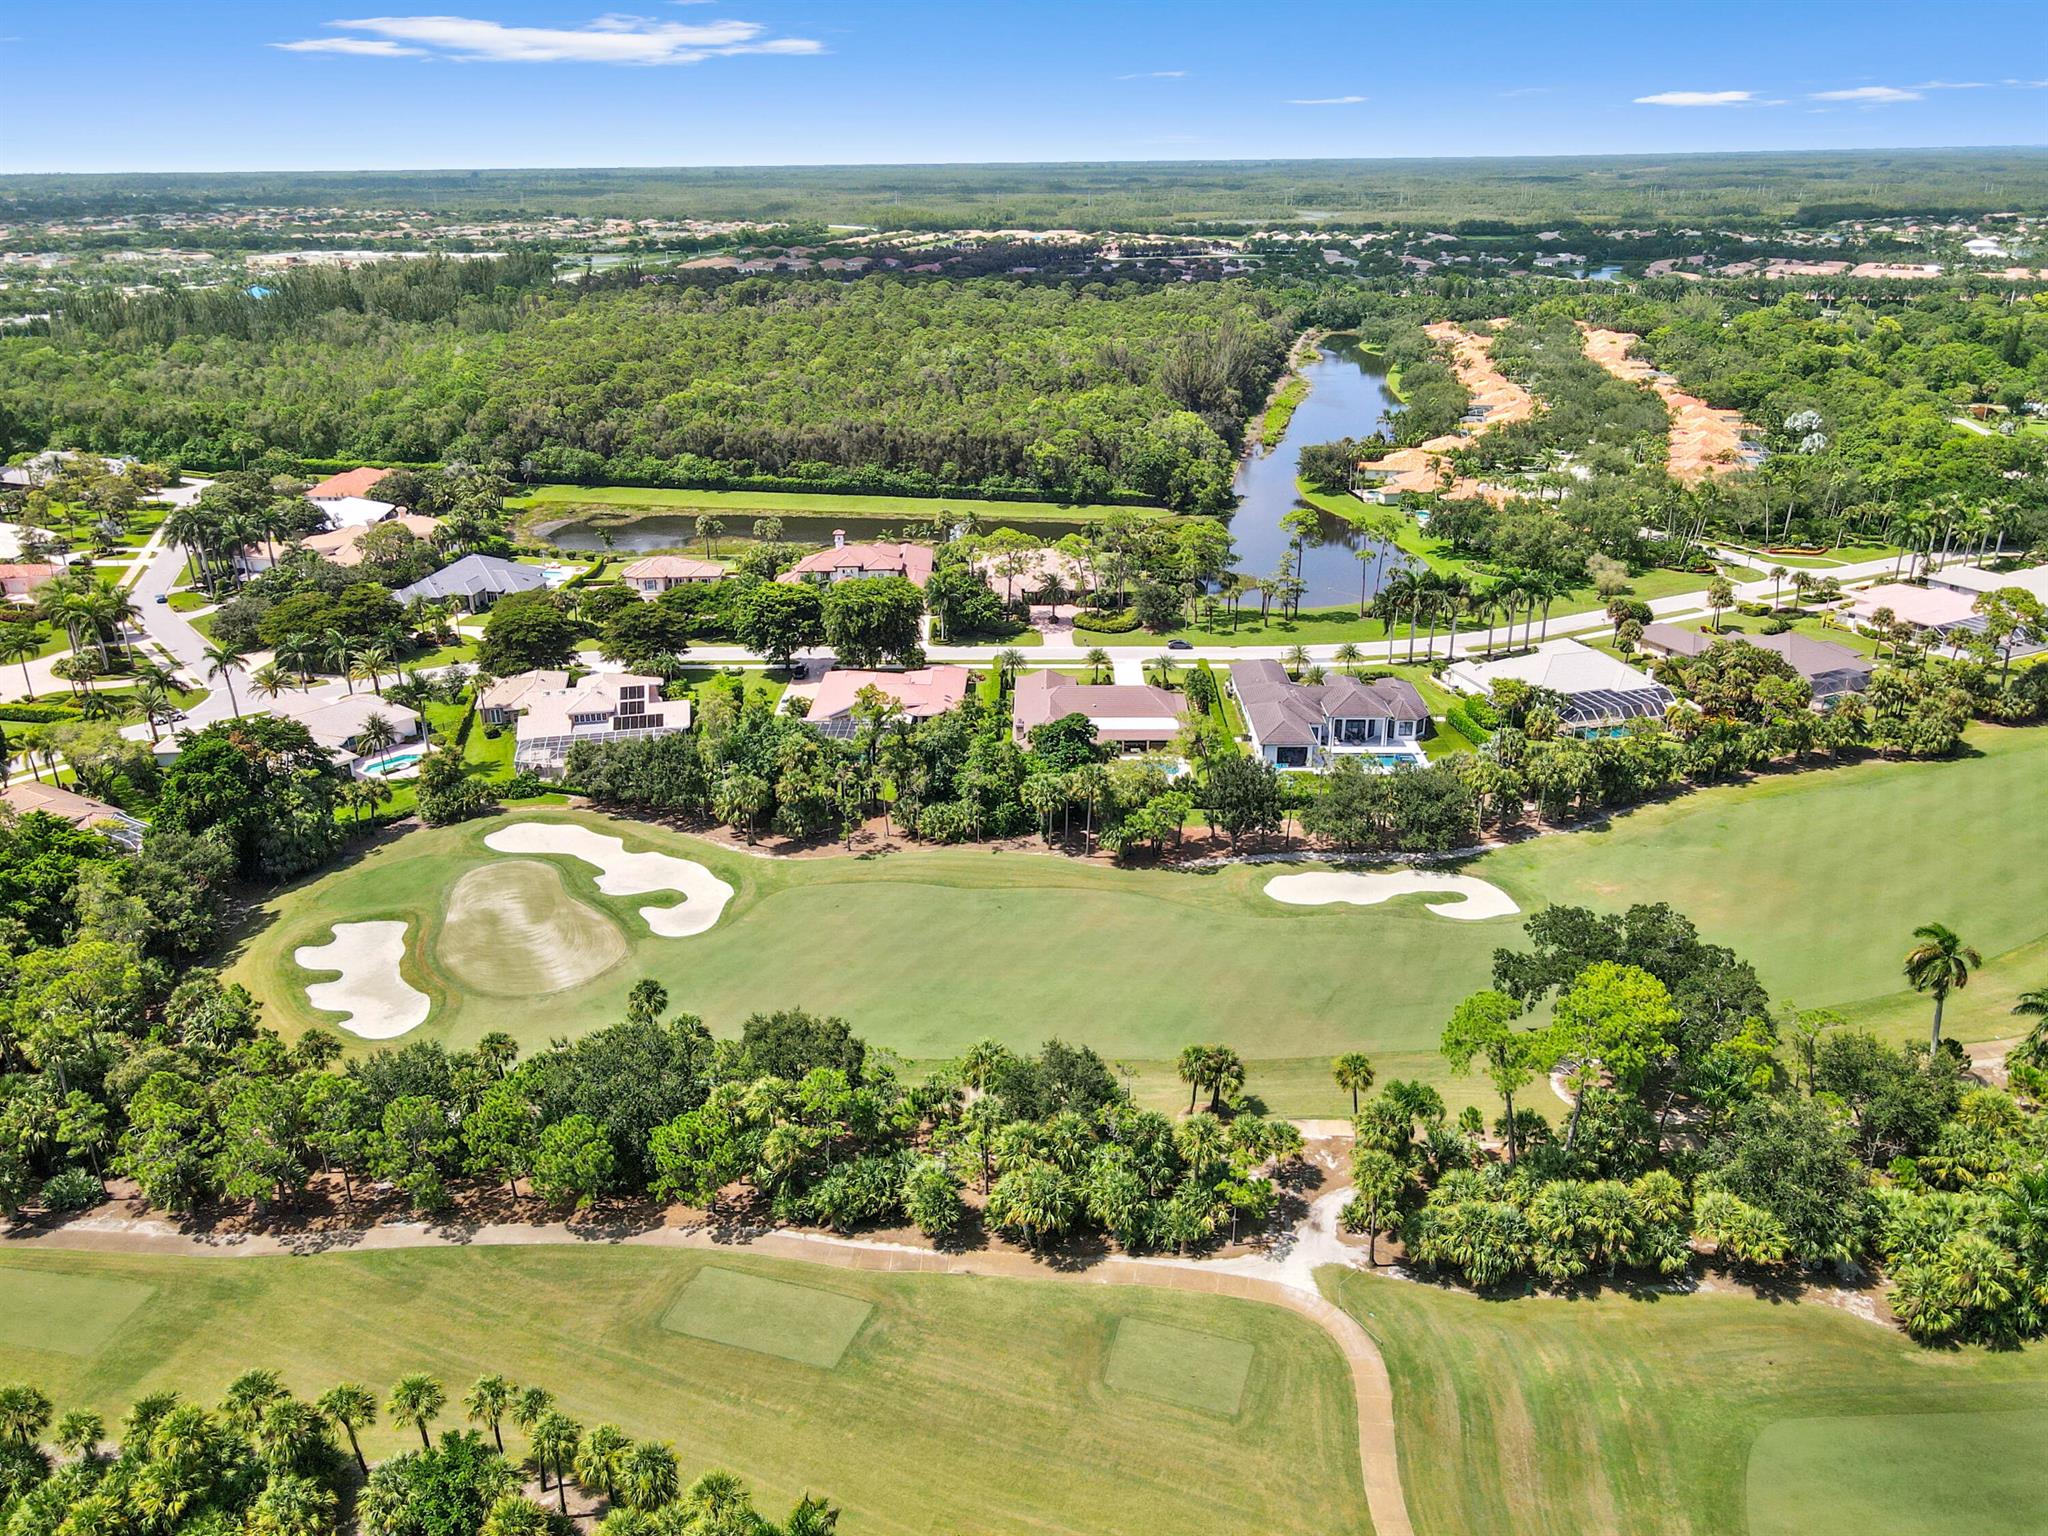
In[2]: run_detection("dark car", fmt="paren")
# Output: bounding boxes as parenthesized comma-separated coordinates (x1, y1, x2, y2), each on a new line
(153, 593, 169, 604)
(1165, 639, 1193, 651)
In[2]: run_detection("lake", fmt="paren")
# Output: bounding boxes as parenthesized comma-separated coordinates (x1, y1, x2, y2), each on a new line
(1229, 339, 1408, 609)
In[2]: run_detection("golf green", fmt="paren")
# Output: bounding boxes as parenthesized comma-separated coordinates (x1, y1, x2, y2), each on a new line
(660, 1267, 873, 1368)
(1746, 1408, 2048, 1536)
(228, 726, 2048, 1114)
(0, 1270, 153, 1357)
(1103, 1317, 1256, 1417)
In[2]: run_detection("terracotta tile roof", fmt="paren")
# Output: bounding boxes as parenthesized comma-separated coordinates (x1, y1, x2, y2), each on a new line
(808, 665, 971, 721)
(306, 467, 390, 501)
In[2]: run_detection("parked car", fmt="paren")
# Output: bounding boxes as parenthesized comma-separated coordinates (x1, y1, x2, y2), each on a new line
(1166, 639, 1193, 651)
(153, 593, 168, 604)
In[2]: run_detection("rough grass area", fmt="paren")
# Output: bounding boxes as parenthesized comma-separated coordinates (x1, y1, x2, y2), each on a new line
(1325, 1268, 2048, 1536)
(1746, 1408, 2048, 1536)
(0, 1270, 153, 1356)
(660, 1267, 873, 1368)
(1102, 1318, 1255, 1417)
(229, 725, 2048, 1112)
(0, 1248, 1366, 1536)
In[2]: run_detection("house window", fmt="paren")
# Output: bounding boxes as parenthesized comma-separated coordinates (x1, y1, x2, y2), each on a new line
(1277, 745, 1310, 768)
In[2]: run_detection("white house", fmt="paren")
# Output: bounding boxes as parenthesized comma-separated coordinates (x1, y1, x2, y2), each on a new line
(479, 670, 692, 774)
(1445, 638, 1676, 734)
(1228, 659, 1429, 770)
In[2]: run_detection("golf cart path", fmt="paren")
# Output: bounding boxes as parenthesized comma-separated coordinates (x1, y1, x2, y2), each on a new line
(16, 1195, 1412, 1536)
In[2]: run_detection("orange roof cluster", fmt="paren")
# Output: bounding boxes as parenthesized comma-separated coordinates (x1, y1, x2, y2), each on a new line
(1579, 326, 1755, 484)
(1355, 321, 1527, 505)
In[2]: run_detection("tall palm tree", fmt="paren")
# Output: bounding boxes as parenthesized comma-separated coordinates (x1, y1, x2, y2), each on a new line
(617, 1439, 679, 1513)
(323, 628, 356, 693)
(0, 626, 42, 701)
(220, 1369, 288, 1431)
(1332, 1051, 1376, 1114)
(315, 1383, 377, 1476)
(355, 712, 400, 766)
(248, 661, 291, 706)
(252, 1398, 328, 1475)
(353, 644, 393, 696)
(462, 1374, 514, 1455)
(202, 641, 249, 717)
(2012, 987, 2048, 1067)
(529, 1412, 582, 1515)
(387, 1373, 446, 1452)
(573, 1423, 632, 1505)
(1903, 922, 1982, 1051)
(1438, 572, 1472, 660)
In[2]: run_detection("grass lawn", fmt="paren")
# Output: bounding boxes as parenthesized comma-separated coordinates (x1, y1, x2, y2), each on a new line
(0, 1247, 1367, 1536)
(1260, 376, 1312, 447)
(230, 723, 2048, 1113)
(1324, 1268, 2048, 1536)
(510, 484, 1161, 526)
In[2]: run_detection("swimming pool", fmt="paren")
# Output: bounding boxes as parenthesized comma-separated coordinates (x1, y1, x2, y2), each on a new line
(358, 747, 427, 779)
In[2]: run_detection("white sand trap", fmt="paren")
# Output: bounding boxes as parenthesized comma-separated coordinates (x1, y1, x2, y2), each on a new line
(294, 921, 430, 1039)
(484, 821, 735, 937)
(1265, 869, 1519, 922)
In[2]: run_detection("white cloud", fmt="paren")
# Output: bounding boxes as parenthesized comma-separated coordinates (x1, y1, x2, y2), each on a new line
(1288, 94, 1366, 106)
(2004, 79, 2048, 89)
(1810, 85, 1922, 103)
(276, 14, 823, 66)
(1117, 70, 1186, 79)
(1910, 79, 1992, 90)
(271, 37, 426, 56)
(1633, 89, 1755, 107)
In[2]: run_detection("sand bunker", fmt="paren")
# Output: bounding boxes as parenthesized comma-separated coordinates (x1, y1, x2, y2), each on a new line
(440, 859, 628, 995)
(294, 920, 431, 1039)
(1265, 869, 1519, 921)
(484, 821, 735, 937)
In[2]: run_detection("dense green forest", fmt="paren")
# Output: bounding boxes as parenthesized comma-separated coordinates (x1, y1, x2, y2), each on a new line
(8, 149, 2048, 227)
(0, 264, 1296, 510)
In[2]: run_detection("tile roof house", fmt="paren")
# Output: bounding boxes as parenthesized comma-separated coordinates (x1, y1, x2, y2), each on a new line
(301, 513, 441, 568)
(306, 467, 392, 501)
(806, 666, 971, 738)
(1923, 562, 2048, 604)
(1010, 670, 1185, 752)
(777, 532, 935, 588)
(2, 781, 145, 847)
(620, 555, 725, 597)
(1844, 582, 1981, 631)
(1638, 623, 1874, 700)
(1445, 639, 1677, 733)
(1229, 659, 1429, 770)
(0, 563, 59, 601)
(271, 692, 422, 761)
(481, 670, 691, 774)
(395, 553, 549, 611)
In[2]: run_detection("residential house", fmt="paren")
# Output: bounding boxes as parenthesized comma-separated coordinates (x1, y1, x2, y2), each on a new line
(482, 670, 691, 773)
(0, 563, 59, 602)
(272, 692, 422, 768)
(303, 513, 441, 568)
(620, 555, 724, 598)
(395, 553, 549, 612)
(305, 467, 401, 531)
(1637, 623, 1873, 701)
(1229, 659, 1429, 769)
(2, 781, 145, 848)
(1922, 562, 2048, 605)
(1445, 638, 1677, 734)
(777, 532, 935, 588)
(1843, 582, 1981, 632)
(805, 665, 971, 739)
(1010, 670, 1184, 752)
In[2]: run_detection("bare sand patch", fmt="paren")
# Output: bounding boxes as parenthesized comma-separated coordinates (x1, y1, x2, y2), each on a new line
(440, 859, 628, 995)
(1265, 870, 1519, 921)
(484, 821, 735, 937)
(295, 920, 431, 1039)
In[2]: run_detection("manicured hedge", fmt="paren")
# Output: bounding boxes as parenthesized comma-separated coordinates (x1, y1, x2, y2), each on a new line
(1074, 607, 1141, 634)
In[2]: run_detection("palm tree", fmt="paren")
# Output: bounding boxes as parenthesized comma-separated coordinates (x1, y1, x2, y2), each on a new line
(323, 628, 356, 692)
(252, 1398, 329, 1475)
(1903, 922, 1982, 1051)
(2012, 987, 2048, 1067)
(0, 626, 42, 701)
(1176, 1043, 1213, 1115)
(52, 1409, 103, 1462)
(573, 1422, 631, 1504)
(221, 1369, 288, 1431)
(462, 1374, 514, 1455)
(354, 644, 394, 696)
(618, 1439, 679, 1513)
(529, 1412, 582, 1515)
(355, 712, 400, 766)
(0, 1383, 51, 1447)
(249, 661, 291, 705)
(315, 1384, 377, 1475)
(1334, 641, 1363, 677)
(203, 641, 249, 717)
(1332, 1052, 1376, 1114)
(387, 1373, 446, 1452)
(1083, 647, 1110, 684)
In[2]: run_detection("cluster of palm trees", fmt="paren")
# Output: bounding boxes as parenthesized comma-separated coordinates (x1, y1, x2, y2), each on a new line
(29, 571, 141, 690)
(1372, 564, 1577, 663)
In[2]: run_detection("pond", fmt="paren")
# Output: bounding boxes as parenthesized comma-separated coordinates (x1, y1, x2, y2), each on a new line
(538, 509, 1089, 554)
(1229, 339, 1409, 609)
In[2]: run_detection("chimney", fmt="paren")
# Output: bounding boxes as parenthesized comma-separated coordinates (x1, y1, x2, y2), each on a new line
(832, 528, 846, 549)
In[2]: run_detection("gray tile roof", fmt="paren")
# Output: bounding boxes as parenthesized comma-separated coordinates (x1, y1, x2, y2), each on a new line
(1230, 660, 1428, 748)
(396, 554, 549, 604)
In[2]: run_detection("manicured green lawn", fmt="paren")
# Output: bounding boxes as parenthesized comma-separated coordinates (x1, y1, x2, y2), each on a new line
(230, 724, 2048, 1114)
(1324, 1268, 2048, 1536)
(510, 484, 1160, 524)
(0, 1247, 1367, 1536)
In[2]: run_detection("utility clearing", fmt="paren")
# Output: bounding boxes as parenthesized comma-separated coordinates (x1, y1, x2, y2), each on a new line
(293, 921, 430, 1039)
(484, 821, 735, 936)
(1265, 869, 1520, 921)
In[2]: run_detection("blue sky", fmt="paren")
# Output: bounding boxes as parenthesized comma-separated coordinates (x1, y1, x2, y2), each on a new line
(2, 1, 2044, 174)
